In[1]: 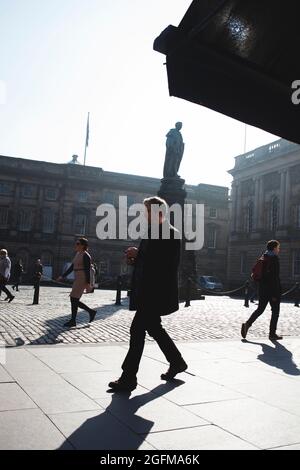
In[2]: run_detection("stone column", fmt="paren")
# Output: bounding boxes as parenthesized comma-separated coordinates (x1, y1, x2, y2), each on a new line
(283, 169, 291, 227)
(230, 182, 237, 232)
(235, 183, 242, 232)
(256, 176, 264, 230)
(279, 170, 287, 227)
(254, 177, 260, 231)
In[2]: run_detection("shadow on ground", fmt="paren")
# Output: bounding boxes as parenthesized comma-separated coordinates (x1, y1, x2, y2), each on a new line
(243, 339, 300, 376)
(58, 381, 184, 450)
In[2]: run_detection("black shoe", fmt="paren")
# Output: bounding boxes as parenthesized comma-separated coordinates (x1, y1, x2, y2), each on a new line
(89, 309, 97, 323)
(63, 320, 76, 328)
(241, 322, 249, 339)
(12, 286, 15, 290)
(8, 296, 15, 303)
(269, 333, 283, 340)
(108, 378, 137, 392)
(161, 359, 187, 381)
(4, 297, 9, 301)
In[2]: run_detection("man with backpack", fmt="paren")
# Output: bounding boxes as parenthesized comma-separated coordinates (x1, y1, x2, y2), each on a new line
(241, 240, 282, 341)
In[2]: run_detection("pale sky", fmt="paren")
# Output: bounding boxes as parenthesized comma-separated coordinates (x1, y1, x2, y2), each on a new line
(0, 0, 278, 189)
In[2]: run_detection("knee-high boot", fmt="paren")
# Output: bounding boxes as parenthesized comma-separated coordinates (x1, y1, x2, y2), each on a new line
(64, 297, 79, 327)
(77, 300, 97, 323)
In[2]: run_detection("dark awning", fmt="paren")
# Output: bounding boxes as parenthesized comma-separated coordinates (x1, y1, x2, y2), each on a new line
(154, 0, 300, 144)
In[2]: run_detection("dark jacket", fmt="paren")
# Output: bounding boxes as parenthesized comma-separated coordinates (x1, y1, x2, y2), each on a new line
(129, 221, 181, 316)
(13, 263, 23, 278)
(260, 254, 281, 297)
(33, 264, 43, 283)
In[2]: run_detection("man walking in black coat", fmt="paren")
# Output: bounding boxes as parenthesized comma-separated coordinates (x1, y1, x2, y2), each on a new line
(109, 196, 187, 392)
(241, 240, 282, 341)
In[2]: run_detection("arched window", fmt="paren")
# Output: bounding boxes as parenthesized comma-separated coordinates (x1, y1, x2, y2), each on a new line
(271, 196, 279, 231)
(246, 201, 254, 233)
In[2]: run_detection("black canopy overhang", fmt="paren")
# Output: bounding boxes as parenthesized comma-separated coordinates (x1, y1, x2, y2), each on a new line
(153, 0, 300, 144)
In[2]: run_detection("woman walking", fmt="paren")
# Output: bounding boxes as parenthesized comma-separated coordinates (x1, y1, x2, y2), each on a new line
(58, 237, 97, 328)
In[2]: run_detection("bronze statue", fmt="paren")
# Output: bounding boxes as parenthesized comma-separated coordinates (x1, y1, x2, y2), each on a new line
(163, 122, 185, 178)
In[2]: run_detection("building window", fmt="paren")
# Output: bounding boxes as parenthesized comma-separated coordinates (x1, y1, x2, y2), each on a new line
(0, 208, 9, 228)
(0, 182, 13, 195)
(240, 252, 248, 275)
(42, 209, 55, 233)
(271, 196, 279, 231)
(21, 184, 35, 198)
(246, 200, 254, 233)
(103, 191, 115, 205)
(209, 207, 217, 218)
(45, 188, 58, 201)
(293, 250, 300, 276)
(207, 227, 217, 249)
(19, 209, 32, 231)
(74, 213, 87, 235)
(78, 191, 88, 203)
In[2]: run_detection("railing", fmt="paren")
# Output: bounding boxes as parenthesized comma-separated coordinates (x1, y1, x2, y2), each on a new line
(234, 139, 299, 169)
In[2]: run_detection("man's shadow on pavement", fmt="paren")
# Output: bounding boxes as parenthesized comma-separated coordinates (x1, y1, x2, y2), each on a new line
(25, 300, 127, 346)
(58, 381, 184, 450)
(242, 339, 300, 376)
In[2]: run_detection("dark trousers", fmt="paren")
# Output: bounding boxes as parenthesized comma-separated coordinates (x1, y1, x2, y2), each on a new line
(0, 284, 13, 300)
(122, 310, 182, 378)
(12, 277, 21, 291)
(247, 293, 280, 334)
(33, 282, 40, 304)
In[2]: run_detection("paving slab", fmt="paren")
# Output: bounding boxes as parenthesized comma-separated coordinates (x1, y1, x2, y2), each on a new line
(0, 409, 72, 450)
(49, 409, 155, 450)
(186, 398, 300, 449)
(0, 382, 37, 411)
(144, 424, 259, 450)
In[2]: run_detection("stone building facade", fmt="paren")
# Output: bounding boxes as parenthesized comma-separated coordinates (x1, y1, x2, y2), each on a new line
(228, 139, 300, 290)
(0, 154, 229, 285)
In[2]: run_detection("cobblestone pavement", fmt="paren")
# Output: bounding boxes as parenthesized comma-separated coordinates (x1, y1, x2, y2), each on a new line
(0, 286, 300, 346)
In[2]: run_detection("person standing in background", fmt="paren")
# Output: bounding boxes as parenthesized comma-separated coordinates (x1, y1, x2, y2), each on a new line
(12, 259, 23, 292)
(0, 249, 14, 302)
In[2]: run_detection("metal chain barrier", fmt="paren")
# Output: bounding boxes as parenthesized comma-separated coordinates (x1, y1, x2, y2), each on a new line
(181, 277, 300, 309)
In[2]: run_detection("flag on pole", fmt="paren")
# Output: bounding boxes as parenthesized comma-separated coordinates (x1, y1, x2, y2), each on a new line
(83, 112, 89, 166)
(85, 112, 90, 147)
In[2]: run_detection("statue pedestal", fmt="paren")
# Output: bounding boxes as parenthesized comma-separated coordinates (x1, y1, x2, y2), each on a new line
(157, 177, 198, 300)
(158, 177, 186, 207)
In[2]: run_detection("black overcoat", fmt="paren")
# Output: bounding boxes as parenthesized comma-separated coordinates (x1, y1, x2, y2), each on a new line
(129, 222, 181, 316)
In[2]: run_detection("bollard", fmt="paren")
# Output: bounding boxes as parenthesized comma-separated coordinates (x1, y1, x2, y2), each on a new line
(244, 280, 250, 308)
(294, 282, 300, 308)
(115, 275, 122, 306)
(32, 282, 40, 305)
(184, 277, 191, 308)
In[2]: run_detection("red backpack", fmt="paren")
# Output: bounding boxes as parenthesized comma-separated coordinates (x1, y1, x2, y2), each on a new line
(251, 255, 270, 282)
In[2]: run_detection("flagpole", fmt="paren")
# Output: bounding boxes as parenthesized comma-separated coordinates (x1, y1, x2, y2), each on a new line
(83, 112, 89, 166)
